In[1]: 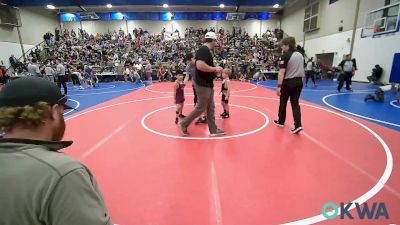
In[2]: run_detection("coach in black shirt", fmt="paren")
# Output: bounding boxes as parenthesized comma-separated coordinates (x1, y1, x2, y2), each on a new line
(179, 32, 225, 136)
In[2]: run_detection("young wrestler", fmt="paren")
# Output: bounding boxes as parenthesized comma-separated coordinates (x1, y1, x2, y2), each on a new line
(174, 69, 189, 124)
(220, 69, 231, 118)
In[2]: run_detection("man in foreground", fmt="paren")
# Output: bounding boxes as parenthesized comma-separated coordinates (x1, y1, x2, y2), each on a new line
(0, 77, 112, 225)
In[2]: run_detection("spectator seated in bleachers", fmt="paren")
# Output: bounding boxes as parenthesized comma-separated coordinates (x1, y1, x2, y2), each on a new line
(9, 54, 24, 71)
(12, 26, 283, 85)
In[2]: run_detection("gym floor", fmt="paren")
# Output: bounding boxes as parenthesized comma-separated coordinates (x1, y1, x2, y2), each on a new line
(63, 80, 400, 225)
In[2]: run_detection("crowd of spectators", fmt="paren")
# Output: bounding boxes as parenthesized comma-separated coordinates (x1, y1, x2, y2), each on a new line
(5, 25, 284, 84)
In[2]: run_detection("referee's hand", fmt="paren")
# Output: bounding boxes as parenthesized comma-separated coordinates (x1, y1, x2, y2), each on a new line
(215, 66, 223, 74)
(276, 87, 281, 96)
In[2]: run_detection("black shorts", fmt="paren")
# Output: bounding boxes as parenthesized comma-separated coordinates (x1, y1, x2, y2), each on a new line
(221, 94, 229, 104)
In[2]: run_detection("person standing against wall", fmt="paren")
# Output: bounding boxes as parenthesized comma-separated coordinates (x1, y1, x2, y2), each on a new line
(274, 37, 305, 134)
(337, 54, 355, 92)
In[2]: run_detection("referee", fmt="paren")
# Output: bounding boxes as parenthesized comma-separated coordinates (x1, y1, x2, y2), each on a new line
(273, 37, 305, 134)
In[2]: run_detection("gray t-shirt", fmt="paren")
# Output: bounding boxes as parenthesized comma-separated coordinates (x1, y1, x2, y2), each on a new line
(45, 67, 55, 76)
(0, 140, 112, 225)
(305, 61, 313, 71)
(279, 51, 305, 79)
(340, 60, 354, 72)
(56, 63, 66, 76)
(28, 63, 41, 76)
(185, 63, 196, 86)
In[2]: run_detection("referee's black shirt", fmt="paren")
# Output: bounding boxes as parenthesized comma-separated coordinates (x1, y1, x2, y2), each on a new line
(194, 45, 215, 88)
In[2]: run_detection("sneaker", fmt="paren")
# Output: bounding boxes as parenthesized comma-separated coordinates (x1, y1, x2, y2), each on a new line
(220, 112, 226, 117)
(221, 113, 230, 119)
(364, 94, 373, 101)
(199, 117, 208, 123)
(179, 114, 186, 118)
(210, 129, 226, 137)
(195, 116, 207, 124)
(273, 120, 284, 127)
(291, 126, 303, 134)
(178, 122, 189, 136)
(194, 118, 200, 124)
(175, 117, 179, 124)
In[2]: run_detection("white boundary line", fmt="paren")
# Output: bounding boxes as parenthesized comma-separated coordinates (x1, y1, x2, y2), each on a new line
(68, 83, 145, 96)
(65, 95, 393, 225)
(140, 104, 269, 140)
(69, 84, 116, 92)
(65, 96, 172, 121)
(79, 120, 132, 160)
(145, 82, 258, 94)
(210, 160, 223, 225)
(390, 100, 400, 109)
(322, 93, 400, 128)
(256, 81, 374, 92)
(228, 95, 393, 225)
(63, 99, 80, 116)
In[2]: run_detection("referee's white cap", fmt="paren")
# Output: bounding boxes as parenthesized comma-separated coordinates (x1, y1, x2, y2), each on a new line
(205, 32, 217, 40)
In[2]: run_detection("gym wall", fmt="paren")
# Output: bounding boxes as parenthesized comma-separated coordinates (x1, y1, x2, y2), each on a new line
(352, 0, 400, 83)
(0, 7, 59, 67)
(281, 0, 399, 84)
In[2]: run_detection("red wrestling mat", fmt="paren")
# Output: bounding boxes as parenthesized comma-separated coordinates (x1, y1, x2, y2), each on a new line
(63, 81, 400, 225)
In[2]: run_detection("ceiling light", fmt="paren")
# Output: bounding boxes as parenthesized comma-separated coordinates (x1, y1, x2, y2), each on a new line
(163, 3, 169, 8)
(46, 4, 55, 9)
(273, 4, 279, 8)
(106, 4, 113, 8)
(219, 3, 225, 8)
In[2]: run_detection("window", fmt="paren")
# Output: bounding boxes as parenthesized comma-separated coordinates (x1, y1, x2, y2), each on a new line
(304, 1, 319, 32)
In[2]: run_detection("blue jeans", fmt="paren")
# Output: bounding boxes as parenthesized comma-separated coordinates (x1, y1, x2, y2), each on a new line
(133, 74, 142, 84)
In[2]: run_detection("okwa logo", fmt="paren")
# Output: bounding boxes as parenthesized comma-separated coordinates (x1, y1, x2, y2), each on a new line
(322, 202, 389, 220)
